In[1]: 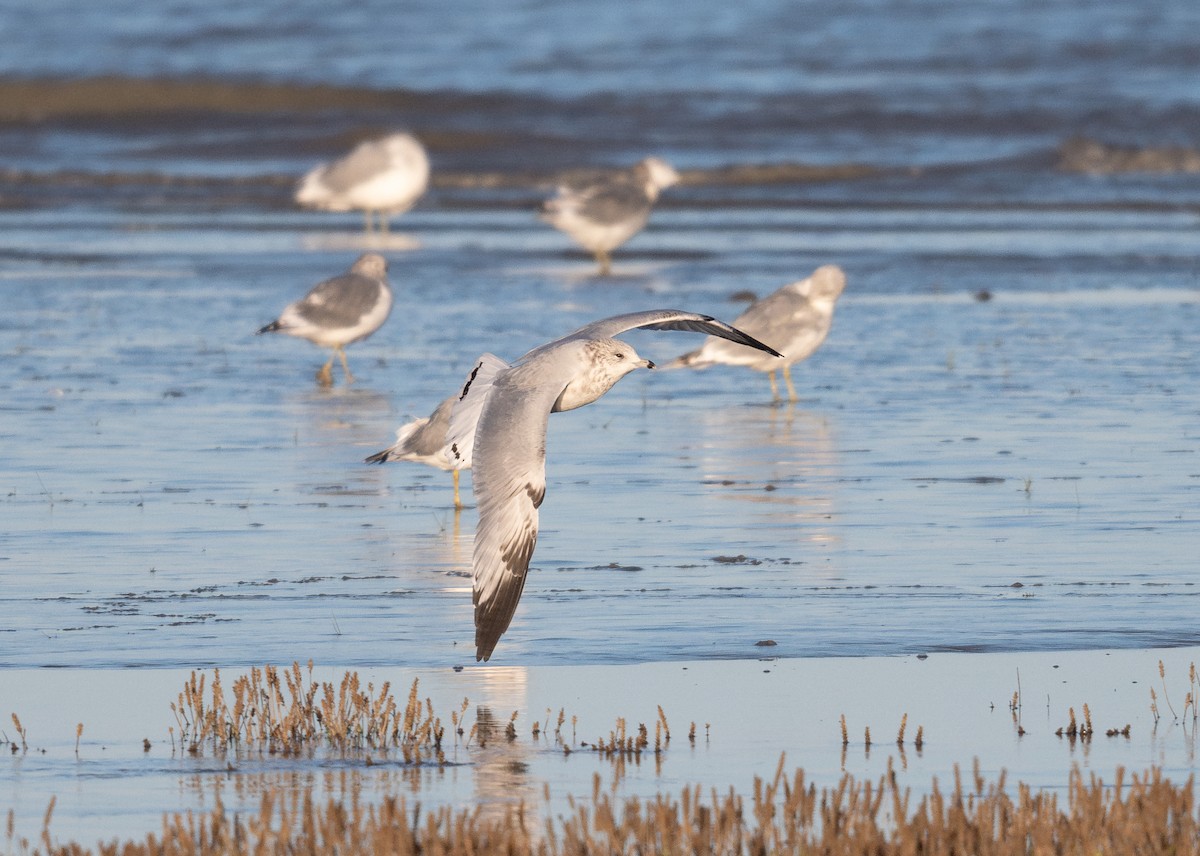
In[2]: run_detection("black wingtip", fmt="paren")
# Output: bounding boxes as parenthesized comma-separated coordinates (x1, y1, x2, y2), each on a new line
(737, 330, 785, 359)
(364, 450, 389, 464)
(256, 321, 281, 335)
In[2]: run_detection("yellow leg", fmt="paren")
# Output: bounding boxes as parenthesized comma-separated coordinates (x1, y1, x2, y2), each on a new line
(316, 356, 335, 387)
(335, 345, 354, 384)
(768, 370, 779, 402)
(783, 364, 799, 403)
(596, 249, 612, 275)
(452, 469, 462, 509)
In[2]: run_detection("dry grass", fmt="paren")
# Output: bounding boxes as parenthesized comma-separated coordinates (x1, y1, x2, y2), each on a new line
(170, 662, 449, 764)
(1156, 659, 1200, 726)
(11, 761, 1199, 855)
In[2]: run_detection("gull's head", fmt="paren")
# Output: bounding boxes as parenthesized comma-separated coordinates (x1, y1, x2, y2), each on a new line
(350, 253, 389, 279)
(789, 264, 846, 305)
(379, 133, 431, 175)
(637, 157, 681, 194)
(554, 338, 653, 412)
(808, 265, 847, 301)
(601, 338, 654, 374)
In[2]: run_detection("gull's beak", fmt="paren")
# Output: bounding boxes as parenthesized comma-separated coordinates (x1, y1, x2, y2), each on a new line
(642, 359, 656, 370)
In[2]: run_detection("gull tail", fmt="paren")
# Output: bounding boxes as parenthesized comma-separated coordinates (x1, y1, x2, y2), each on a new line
(364, 447, 391, 464)
(364, 417, 429, 464)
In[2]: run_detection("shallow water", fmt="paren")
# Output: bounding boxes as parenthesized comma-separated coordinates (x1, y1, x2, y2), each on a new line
(3, 200, 1198, 669)
(3, 0, 1200, 845)
(5, 648, 1199, 845)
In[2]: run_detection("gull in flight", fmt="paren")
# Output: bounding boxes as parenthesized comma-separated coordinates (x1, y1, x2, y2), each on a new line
(256, 253, 392, 387)
(665, 265, 846, 402)
(295, 133, 430, 233)
(365, 395, 464, 508)
(445, 310, 783, 661)
(540, 157, 679, 274)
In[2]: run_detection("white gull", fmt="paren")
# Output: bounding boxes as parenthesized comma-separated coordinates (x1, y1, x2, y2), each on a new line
(665, 265, 847, 402)
(296, 133, 430, 233)
(256, 253, 392, 386)
(540, 157, 679, 274)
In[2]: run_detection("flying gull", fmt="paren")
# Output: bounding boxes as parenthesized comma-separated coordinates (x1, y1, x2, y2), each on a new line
(665, 265, 846, 402)
(257, 253, 392, 387)
(540, 157, 679, 274)
(444, 310, 783, 661)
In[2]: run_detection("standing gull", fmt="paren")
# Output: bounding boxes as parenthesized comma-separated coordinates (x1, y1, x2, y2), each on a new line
(256, 253, 392, 387)
(540, 157, 680, 274)
(295, 133, 430, 233)
(444, 310, 783, 661)
(365, 395, 464, 509)
(665, 265, 846, 402)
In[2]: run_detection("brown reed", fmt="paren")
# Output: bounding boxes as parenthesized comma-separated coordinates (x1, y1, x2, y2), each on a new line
(20, 762, 1200, 855)
(10, 713, 27, 752)
(1159, 659, 1178, 720)
(170, 662, 451, 764)
(1191, 662, 1199, 723)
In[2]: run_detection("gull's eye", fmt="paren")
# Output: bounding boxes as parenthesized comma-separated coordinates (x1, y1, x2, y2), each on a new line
(615, 352, 625, 359)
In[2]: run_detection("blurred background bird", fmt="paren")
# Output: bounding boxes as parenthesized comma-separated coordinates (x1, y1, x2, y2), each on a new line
(540, 156, 679, 274)
(664, 265, 846, 402)
(256, 253, 392, 386)
(295, 133, 430, 234)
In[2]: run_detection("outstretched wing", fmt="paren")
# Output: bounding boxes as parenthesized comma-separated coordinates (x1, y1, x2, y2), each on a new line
(469, 359, 571, 661)
(559, 310, 784, 359)
(445, 353, 509, 470)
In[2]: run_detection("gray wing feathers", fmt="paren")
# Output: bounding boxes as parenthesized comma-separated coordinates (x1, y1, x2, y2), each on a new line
(446, 353, 510, 470)
(320, 142, 393, 193)
(469, 365, 561, 662)
(570, 310, 783, 358)
(291, 275, 385, 329)
(575, 182, 653, 226)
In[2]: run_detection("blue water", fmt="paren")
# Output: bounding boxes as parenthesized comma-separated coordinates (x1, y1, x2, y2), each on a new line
(4, 0, 1200, 180)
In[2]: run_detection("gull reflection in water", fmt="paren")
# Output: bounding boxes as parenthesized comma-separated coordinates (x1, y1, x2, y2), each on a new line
(464, 665, 535, 823)
(694, 405, 840, 544)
